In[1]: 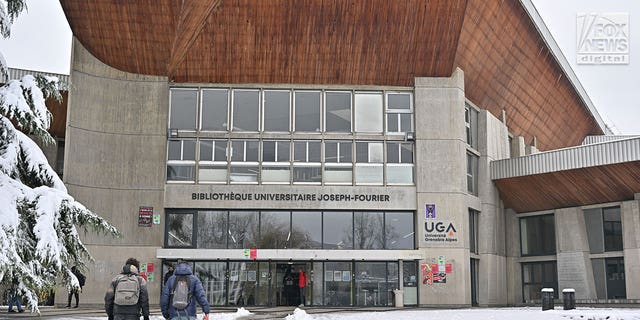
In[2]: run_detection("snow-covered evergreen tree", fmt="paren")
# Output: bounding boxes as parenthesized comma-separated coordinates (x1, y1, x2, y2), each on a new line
(0, 0, 118, 313)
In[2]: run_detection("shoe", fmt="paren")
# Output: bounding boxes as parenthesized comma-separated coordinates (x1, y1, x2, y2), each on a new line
(65, 305, 71, 308)
(8, 310, 15, 313)
(73, 306, 78, 308)
(18, 310, 24, 313)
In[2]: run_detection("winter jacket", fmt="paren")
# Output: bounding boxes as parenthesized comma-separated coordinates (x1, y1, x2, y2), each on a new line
(105, 264, 150, 320)
(160, 263, 210, 319)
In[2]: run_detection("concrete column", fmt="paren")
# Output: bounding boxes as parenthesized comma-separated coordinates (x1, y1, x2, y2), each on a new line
(555, 207, 596, 299)
(475, 110, 509, 306)
(505, 209, 522, 305)
(62, 38, 168, 305)
(622, 199, 640, 299)
(510, 136, 526, 158)
(414, 68, 469, 306)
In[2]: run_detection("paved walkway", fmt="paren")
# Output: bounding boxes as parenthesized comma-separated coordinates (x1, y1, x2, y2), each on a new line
(0, 305, 405, 319)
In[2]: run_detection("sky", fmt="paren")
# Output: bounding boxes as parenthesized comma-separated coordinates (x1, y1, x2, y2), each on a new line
(0, 0, 638, 135)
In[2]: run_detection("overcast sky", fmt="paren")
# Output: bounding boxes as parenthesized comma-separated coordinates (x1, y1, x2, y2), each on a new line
(0, 0, 637, 135)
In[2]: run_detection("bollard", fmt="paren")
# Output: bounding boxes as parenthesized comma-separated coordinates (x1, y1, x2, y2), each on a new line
(541, 288, 554, 311)
(562, 288, 575, 310)
(393, 289, 404, 308)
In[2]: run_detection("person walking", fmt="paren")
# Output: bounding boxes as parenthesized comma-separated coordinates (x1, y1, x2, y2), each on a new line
(105, 257, 150, 320)
(163, 264, 174, 286)
(161, 261, 210, 320)
(7, 278, 24, 313)
(297, 268, 307, 307)
(67, 266, 86, 308)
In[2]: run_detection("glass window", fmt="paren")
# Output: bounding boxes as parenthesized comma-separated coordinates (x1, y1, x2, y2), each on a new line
(603, 207, 623, 252)
(167, 139, 196, 181)
(522, 261, 557, 302)
(325, 91, 352, 132)
(584, 206, 623, 254)
(355, 262, 389, 306)
(294, 91, 321, 132)
(467, 152, 479, 195)
(262, 140, 291, 184)
(228, 211, 259, 249)
(291, 211, 322, 249)
(386, 93, 412, 134)
(232, 90, 259, 131)
(230, 140, 259, 183)
(197, 211, 227, 248)
(465, 104, 479, 150)
(384, 211, 414, 249)
(166, 212, 194, 247)
(259, 211, 291, 249)
(605, 257, 626, 299)
(169, 89, 198, 130)
(520, 214, 556, 256)
(293, 141, 321, 183)
(194, 262, 227, 306)
(201, 89, 228, 131)
(403, 261, 418, 305)
(386, 142, 413, 185)
(355, 92, 383, 133)
(469, 209, 479, 254)
(324, 141, 353, 185)
(323, 211, 353, 249)
(355, 142, 383, 185)
(354, 211, 384, 249)
(263, 90, 290, 132)
(324, 262, 352, 306)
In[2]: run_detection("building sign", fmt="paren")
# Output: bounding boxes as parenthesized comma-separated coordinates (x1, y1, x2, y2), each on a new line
(425, 204, 436, 219)
(191, 192, 390, 202)
(423, 203, 458, 243)
(138, 206, 153, 227)
(577, 12, 629, 64)
(243, 248, 257, 259)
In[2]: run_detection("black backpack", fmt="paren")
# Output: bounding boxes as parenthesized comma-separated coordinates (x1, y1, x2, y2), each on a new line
(77, 272, 86, 287)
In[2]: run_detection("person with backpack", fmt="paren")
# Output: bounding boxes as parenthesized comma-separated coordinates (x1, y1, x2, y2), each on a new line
(105, 257, 150, 320)
(161, 261, 210, 320)
(67, 266, 86, 308)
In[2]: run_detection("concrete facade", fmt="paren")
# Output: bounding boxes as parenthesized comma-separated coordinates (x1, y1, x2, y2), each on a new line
(59, 37, 639, 309)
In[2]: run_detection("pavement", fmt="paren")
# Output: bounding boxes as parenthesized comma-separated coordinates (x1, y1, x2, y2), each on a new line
(0, 305, 405, 319)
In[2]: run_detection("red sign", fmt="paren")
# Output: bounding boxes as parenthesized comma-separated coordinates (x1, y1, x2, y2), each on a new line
(250, 248, 257, 259)
(147, 263, 154, 273)
(431, 264, 438, 273)
(445, 263, 452, 274)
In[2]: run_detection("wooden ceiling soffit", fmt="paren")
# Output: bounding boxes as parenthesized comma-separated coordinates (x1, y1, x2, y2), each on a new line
(494, 161, 640, 213)
(167, 0, 222, 77)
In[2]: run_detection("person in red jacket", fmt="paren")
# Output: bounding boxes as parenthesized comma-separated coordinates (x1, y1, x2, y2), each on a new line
(298, 268, 308, 307)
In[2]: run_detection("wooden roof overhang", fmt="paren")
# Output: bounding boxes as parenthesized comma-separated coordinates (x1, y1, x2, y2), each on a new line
(492, 138, 640, 213)
(60, 0, 604, 150)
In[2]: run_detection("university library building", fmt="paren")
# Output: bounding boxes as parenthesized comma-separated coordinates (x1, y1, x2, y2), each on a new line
(47, 0, 640, 307)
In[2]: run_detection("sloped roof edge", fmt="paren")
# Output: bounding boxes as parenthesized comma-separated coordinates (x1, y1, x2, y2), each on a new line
(520, 0, 611, 135)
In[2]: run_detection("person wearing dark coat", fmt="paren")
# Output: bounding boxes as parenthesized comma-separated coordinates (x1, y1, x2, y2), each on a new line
(104, 257, 150, 320)
(67, 266, 85, 308)
(161, 262, 210, 320)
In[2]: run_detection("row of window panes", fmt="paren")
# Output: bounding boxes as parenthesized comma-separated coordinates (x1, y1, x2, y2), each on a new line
(167, 139, 414, 185)
(165, 210, 415, 250)
(169, 88, 413, 134)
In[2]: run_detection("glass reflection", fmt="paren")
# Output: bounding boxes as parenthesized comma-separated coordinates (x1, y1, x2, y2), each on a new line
(259, 211, 291, 249)
(197, 211, 227, 249)
(291, 211, 322, 249)
(353, 211, 384, 249)
(166, 213, 193, 247)
(228, 211, 259, 249)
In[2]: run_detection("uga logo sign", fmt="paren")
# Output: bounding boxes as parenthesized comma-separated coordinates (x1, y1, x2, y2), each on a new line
(425, 221, 457, 233)
(424, 221, 459, 243)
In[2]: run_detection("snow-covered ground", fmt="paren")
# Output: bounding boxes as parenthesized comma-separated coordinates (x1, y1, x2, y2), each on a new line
(49, 307, 640, 320)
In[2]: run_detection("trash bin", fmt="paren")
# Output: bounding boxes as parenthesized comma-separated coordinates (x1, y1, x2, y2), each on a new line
(393, 289, 404, 308)
(562, 288, 575, 310)
(541, 288, 554, 311)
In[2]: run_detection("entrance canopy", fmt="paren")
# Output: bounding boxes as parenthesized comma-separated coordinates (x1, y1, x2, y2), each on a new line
(491, 137, 640, 213)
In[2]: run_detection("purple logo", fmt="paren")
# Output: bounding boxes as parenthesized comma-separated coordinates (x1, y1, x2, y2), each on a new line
(425, 204, 436, 219)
